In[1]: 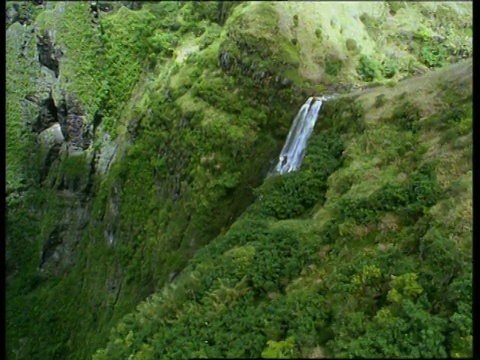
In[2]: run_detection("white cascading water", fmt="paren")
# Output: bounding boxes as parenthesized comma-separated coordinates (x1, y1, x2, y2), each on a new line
(273, 95, 331, 175)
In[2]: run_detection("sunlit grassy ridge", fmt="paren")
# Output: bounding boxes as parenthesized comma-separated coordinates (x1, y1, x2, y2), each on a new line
(272, 1, 472, 85)
(6, 2, 472, 359)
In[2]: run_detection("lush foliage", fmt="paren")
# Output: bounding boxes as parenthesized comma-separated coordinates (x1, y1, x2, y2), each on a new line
(7, 2, 306, 359)
(92, 76, 472, 358)
(255, 133, 344, 219)
(6, 2, 472, 360)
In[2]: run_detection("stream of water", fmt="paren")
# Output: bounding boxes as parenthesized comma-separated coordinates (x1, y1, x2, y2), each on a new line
(273, 95, 331, 175)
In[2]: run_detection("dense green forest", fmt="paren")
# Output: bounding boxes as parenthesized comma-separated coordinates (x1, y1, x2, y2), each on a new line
(6, 1, 472, 359)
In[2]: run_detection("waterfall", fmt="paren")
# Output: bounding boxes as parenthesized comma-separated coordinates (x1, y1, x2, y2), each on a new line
(272, 95, 331, 175)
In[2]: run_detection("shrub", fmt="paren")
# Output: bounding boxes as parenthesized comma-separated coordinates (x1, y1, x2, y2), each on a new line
(256, 172, 323, 219)
(345, 38, 358, 52)
(188, 1, 219, 23)
(334, 161, 440, 226)
(329, 297, 448, 358)
(382, 57, 399, 78)
(255, 132, 343, 220)
(249, 229, 304, 293)
(148, 31, 178, 56)
(325, 57, 343, 77)
(262, 336, 296, 358)
(293, 14, 299, 27)
(357, 55, 382, 82)
(387, 101, 421, 132)
(420, 45, 446, 68)
(316, 97, 365, 134)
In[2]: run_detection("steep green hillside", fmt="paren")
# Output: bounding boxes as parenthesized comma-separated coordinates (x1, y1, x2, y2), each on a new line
(6, 1, 472, 359)
(93, 59, 472, 359)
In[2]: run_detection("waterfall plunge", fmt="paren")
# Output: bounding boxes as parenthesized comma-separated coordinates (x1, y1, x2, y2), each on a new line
(273, 96, 331, 175)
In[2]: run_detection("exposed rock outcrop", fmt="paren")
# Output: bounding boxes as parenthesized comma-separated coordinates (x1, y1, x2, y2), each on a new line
(39, 197, 90, 275)
(7, 8, 102, 280)
(56, 96, 93, 151)
(36, 30, 62, 76)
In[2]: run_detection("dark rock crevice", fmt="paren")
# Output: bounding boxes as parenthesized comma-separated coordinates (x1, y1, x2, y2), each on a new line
(82, 150, 99, 204)
(36, 31, 62, 77)
(90, 1, 115, 16)
(93, 109, 104, 133)
(39, 226, 64, 269)
(32, 95, 59, 133)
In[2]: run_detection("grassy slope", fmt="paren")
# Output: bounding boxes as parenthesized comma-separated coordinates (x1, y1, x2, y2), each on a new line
(273, 1, 472, 87)
(6, 1, 472, 359)
(93, 58, 472, 359)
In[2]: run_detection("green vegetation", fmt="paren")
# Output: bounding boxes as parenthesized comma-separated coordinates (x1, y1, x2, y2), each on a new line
(92, 64, 472, 358)
(374, 94, 386, 108)
(359, 12, 383, 40)
(357, 55, 400, 82)
(35, 3, 104, 120)
(255, 133, 344, 220)
(6, 22, 42, 197)
(386, 1, 405, 16)
(6, 1, 43, 28)
(325, 57, 343, 77)
(262, 337, 297, 358)
(7, 2, 306, 359)
(345, 38, 358, 52)
(357, 54, 383, 82)
(6, 2, 472, 360)
(382, 57, 399, 78)
(6, 20, 47, 297)
(315, 96, 365, 134)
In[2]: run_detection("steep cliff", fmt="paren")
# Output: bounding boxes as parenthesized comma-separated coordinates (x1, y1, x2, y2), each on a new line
(6, 1, 472, 359)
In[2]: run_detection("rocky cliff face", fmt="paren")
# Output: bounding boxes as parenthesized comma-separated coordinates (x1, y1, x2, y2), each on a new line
(6, 2, 472, 359)
(7, 8, 99, 279)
